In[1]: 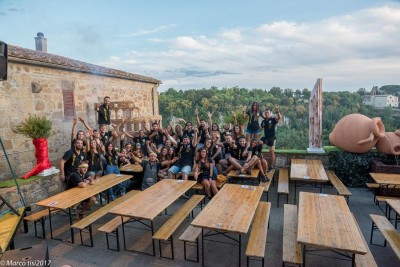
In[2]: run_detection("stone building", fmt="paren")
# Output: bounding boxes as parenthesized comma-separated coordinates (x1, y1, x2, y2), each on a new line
(0, 33, 162, 181)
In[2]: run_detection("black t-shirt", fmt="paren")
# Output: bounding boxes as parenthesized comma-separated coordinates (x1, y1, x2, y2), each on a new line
(198, 126, 208, 144)
(223, 142, 235, 156)
(66, 172, 88, 190)
(86, 150, 102, 172)
(233, 145, 247, 160)
(99, 131, 113, 145)
(105, 151, 119, 166)
(250, 144, 263, 158)
(183, 129, 195, 139)
(175, 133, 183, 143)
(261, 117, 278, 139)
(175, 143, 196, 167)
(98, 104, 111, 125)
(246, 110, 261, 130)
(197, 158, 214, 178)
(150, 130, 164, 146)
(62, 149, 85, 177)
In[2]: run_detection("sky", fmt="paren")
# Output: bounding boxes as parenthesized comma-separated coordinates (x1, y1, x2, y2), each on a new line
(1, 0, 400, 92)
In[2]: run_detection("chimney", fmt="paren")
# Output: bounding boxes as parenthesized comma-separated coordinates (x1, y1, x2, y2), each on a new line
(34, 32, 47, 52)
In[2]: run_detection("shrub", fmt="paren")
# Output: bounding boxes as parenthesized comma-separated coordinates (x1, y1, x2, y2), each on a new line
(329, 150, 389, 187)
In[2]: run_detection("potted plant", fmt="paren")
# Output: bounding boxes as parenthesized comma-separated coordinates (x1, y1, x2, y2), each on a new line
(12, 114, 52, 179)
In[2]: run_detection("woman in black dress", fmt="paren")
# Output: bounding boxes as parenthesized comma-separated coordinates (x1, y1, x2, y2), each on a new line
(194, 148, 218, 199)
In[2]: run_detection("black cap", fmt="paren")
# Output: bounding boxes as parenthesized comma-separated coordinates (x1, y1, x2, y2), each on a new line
(182, 135, 190, 139)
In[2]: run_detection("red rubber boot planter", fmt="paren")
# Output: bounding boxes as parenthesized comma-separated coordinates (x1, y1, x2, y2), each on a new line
(22, 138, 52, 179)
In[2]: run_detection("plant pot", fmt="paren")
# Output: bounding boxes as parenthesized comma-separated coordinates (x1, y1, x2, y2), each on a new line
(329, 113, 385, 153)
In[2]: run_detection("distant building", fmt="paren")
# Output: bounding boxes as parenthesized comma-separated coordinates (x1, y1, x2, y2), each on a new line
(363, 94, 398, 108)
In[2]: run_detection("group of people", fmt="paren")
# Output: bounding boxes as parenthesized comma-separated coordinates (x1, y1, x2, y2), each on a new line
(59, 97, 281, 218)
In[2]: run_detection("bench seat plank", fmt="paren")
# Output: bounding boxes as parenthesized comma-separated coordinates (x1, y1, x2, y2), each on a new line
(179, 225, 202, 242)
(352, 214, 377, 267)
(283, 204, 303, 265)
(24, 208, 58, 221)
(72, 190, 140, 229)
(245, 201, 271, 258)
(278, 168, 289, 194)
(327, 170, 351, 196)
(153, 195, 204, 241)
(370, 214, 400, 260)
(98, 216, 130, 233)
(259, 169, 275, 192)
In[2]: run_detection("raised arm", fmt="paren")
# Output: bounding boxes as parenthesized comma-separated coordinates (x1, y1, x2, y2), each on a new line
(207, 112, 213, 129)
(275, 105, 282, 123)
(71, 117, 77, 142)
(195, 108, 200, 127)
(78, 117, 93, 132)
(233, 112, 238, 126)
(242, 106, 248, 120)
(192, 127, 199, 147)
(130, 152, 143, 165)
(165, 131, 178, 147)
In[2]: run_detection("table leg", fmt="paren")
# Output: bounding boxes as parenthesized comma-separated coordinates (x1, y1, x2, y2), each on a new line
(68, 207, 74, 243)
(201, 228, 205, 266)
(302, 244, 306, 266)
(151, 221, 155, 256)
(351, 253, 355, 267)
(294, 181, 297, 204)
(239, 234, 242, 266)
(48, 207, 53, 239)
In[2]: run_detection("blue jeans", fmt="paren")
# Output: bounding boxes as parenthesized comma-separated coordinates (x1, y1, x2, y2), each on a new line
(105, 165, 129, 200)
(169, 165, 192, 177)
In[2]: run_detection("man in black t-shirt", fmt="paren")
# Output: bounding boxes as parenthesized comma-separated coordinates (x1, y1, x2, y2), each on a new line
(261, 107, 281, 172)
(66, 161, 96, 219)
(59, 139, 85, 184)
(96, 96, 111, 126)
(183, 122, 195, 140)
(167, 132, 198, 180)
(195, 109, 208, 148)
(148, 122, 165, 149)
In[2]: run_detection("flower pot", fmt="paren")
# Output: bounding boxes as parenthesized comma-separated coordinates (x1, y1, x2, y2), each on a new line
(329, 113, 385, 153)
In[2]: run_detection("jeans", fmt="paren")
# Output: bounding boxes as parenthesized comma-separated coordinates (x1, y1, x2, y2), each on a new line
(105, 165, 129, 200)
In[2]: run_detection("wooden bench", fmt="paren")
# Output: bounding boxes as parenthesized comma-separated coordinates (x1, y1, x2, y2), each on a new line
(277, 168, 289, 207)
(282, 204, 303, 267)
(350, 213, 377, 267)
(179, 225, 202, 262)
(375, 196, 400, 217)
(98, 216, 130, 251)
(326, 170, 352, 203)
(153, 194, 205, 259)
(369, 214, 400, 260)
(259, 169, 275, 201)
(1, 207, 26, 254)
(245, 201, 271, 267)
(71, 190, 140, 246)
(23, 208, 58, 238)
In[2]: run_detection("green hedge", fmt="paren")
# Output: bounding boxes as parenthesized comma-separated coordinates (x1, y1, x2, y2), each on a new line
(329, 151, 389, 188)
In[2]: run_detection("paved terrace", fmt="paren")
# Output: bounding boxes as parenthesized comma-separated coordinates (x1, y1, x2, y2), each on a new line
(12, 181, 399, 267)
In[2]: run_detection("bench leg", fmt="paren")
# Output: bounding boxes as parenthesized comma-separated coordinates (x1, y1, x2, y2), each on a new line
(183, 239, 200, 262)
(370, 221, 387, 247)
(158, 236, 174, 259)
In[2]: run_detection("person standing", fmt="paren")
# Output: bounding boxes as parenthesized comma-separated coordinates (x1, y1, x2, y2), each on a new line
(96, 96, 111, 126)
(242, 102, 262, 143)
(261, 106, 282, 172)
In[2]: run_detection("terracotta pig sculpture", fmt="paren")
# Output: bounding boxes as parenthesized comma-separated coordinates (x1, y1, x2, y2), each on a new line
(329, 113, 385, 153)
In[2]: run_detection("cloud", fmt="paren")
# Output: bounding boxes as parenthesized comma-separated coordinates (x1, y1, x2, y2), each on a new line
(120, 24, 176, 37)
(99, 5, 400, 92)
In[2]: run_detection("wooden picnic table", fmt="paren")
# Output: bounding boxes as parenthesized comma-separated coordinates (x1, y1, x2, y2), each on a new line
(227, 169, 260, 184)
(119, 163, 143, 173)
(369, 173, 400, 196)
(110, 179, 196, 255)
(191, 183, 263, 265)
(297, 192, 367, 266)
(290, 159, 329, 203)
(35, 173, 132, 243)
(386, 199, 400, 229)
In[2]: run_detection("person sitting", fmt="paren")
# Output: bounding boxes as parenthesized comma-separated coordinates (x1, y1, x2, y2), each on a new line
(65, 161, 96, 219)
(194, 148, 218, 200)
(229, 137, 268, 181)
(167, 131, 198, 180)
(131, 152, 170, 190)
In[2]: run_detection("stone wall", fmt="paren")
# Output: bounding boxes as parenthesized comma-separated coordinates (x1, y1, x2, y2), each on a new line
(0, 61, 161, 181)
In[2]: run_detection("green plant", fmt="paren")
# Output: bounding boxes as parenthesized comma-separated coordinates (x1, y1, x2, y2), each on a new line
(12, 114, 52, 139)
(329, 150, 388, 187)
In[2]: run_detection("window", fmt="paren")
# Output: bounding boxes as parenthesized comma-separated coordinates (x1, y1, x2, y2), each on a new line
(61, 81, 75, 120)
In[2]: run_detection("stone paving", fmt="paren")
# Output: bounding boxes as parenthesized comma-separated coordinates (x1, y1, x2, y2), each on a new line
(12, 179, 400, 267)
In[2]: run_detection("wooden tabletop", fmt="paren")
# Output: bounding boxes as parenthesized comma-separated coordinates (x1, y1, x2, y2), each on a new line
(227, 169, 260, 179)
(297, 192, 367, 255)
(110, 179, 196, 221)
(290, 159, 329, 182)
(369, 173, 400, 185)
(386, 199, 400, 215)
(36, 174, 132, 210)
(119, 164, 143, 173)
(191, 183, 263, 234)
